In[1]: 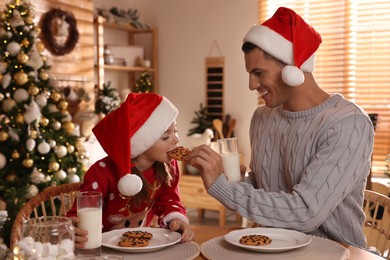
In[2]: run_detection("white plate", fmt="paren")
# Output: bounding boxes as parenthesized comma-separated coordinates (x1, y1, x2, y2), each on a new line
(224, 227, 311, 252)
(102, 227, 181, 253)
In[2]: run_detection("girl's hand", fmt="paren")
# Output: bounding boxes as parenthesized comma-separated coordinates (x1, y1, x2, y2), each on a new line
(69, 216, 88, 249)
(168, 219, 195, 242)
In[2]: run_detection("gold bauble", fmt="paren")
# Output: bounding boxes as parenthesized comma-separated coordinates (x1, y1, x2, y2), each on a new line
(17, 52, 29, 64)
(0, 74, 3, 83)
(49, 161, 60, 172)
(58, 100, 69, 110)
(11, 150, 20, 159)
(66, 144, 75, 154)
(62, 121, 75, 134)
(21, 38, 30, 47)
(51, 91, 61, 102)
(0, 131, 9, 142)
(22, 158, 34, 168)
(30, 130, 38, 139)
(40, 117, 49, 127)
(39, 70, 49, 81)
(0, 199, 6, 210)
(28, 85, 40, 96)
(36, 41, 45, 53)
(25, 16, 33, 25)
(67, 167, 77, 175)
(16, 114, 24, 124)
(13, 71, 29, 85)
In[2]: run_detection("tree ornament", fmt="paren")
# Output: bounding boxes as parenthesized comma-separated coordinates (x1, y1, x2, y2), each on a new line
(11, 150, 20, 159)
(54, 145, 67, 158)
(8, 128, 19, 142)
(66, 144, 75, 154)
(47, 104, 59, 113)
(61, 110, 72, 122)
(21, 38, 30, 47)
(68, 174, 80, 183)
(54, 170, 66, 180)
(35, 92, 48, 107)
(26, 138, 36, 151)
(28, 84, 40, 96)
(16, 113, 25, 124)
(67, 167, 77, 175)
(0, 153, 6, 169)
(6, 172, 16, 182)
(48, 139, 56, 148)
(35, 41, 45, 53)
(0, 131, 9, 142)
(23, 99, 41, 125)
(2, 98, 17, 112)
(2, 73, 11, 88)
(26, 46, 43, 69)
(6, 41, 21, 56)
(25, 185, 39, 199)
(13, 88, 29, 102)
(50, 91, 61, 102)
(37, 141, 50, 154)
(30, 167, 45, 184)
(48, 161, 60, 171)
(22, 158, 34, 168)
(39, 70, 49, 81)
(13, 71, 29, 85)
(52, 121, 61, 130)
(39, 117, 49, 127)
(30, 130, 38, 139)
(17, 52, 29, 63)
(0, 61, 7, 73)
(10, 9, 24, 27)
(62, 121, 74, 134)
(58, 100, 68, 110)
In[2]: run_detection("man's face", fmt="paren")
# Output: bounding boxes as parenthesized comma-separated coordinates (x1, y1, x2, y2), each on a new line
(244, 48, 293, 109)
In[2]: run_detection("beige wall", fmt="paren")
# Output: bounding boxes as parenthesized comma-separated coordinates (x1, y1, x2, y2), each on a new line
(96, 0, 259, 168)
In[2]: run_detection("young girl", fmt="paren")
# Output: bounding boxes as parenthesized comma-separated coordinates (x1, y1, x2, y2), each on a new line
(67, 93, 194, 248)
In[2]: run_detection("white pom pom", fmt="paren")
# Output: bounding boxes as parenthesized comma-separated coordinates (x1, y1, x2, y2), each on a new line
(281, 65, 305, 87)
(117, 174, 143, 197)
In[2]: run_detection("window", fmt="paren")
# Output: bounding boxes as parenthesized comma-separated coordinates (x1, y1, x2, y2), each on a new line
(258, 1, 390, 173)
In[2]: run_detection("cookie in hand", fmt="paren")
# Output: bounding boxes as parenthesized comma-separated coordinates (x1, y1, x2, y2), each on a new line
(167, 146, 191, 161)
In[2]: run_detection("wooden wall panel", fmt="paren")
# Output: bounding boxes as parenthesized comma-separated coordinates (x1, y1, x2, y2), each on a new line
(1, 0, 95, 114)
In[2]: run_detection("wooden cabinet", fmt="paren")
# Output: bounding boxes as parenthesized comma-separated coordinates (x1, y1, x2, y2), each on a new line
(94, 16, 158, 92)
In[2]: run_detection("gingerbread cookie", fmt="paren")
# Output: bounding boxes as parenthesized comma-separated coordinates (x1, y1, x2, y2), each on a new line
(118, 237, 149, 247)
(239, 234, 272, 246)
(167, 146, 191, 161)
(122, 230, 153, 239)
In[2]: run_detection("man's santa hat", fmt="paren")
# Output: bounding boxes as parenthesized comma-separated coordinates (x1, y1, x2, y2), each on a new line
(243, 7, 322, 87)
(92, 93, 178, 197)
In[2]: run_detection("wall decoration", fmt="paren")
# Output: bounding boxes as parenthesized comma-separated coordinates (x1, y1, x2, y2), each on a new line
(39, 8, 79, 56)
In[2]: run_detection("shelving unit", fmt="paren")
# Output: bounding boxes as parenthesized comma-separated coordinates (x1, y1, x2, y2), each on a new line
(94, 16, 158, 92)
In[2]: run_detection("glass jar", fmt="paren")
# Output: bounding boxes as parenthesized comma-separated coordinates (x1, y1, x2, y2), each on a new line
(16, 216, 75, 259)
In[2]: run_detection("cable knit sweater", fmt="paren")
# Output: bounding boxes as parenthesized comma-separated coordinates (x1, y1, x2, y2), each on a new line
(208, 94, 374, 248)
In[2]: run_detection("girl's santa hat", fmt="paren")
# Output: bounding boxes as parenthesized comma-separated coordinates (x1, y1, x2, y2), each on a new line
(92, 93, 178, 197)
(243, 7, 322, 87)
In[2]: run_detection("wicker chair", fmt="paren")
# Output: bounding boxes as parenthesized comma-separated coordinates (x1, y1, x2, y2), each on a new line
(9, 182, 81, 250)
(363, 189, 390, 259)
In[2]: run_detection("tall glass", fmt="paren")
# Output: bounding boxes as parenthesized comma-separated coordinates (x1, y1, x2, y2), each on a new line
(77, 191, 102, 256)
(217, 137, 241, 182)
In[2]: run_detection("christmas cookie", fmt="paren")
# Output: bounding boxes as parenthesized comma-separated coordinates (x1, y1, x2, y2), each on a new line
(239, 234, 272, 246)
(118, 237, 149, 247)
(122, 230, 153, 239)
(167, 146, 191, 161)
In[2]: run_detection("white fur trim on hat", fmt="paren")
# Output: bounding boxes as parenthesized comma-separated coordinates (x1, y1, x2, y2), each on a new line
(130, 97, 178, 158)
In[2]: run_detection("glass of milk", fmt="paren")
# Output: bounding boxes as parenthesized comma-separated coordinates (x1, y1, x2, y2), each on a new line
(217, 137, 241, 182)
(77, 191, 102, 256)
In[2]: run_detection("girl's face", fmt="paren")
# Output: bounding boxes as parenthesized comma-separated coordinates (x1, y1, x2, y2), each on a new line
(142, 121, 179, 163)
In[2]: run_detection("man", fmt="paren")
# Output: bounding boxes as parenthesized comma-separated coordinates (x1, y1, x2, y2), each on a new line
(186, 7, 374, 248)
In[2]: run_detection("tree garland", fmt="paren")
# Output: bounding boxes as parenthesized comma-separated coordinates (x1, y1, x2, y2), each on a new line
(39, 8, 79, 56)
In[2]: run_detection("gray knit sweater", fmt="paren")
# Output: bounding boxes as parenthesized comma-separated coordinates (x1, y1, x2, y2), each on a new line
(208, 94, 374, 248)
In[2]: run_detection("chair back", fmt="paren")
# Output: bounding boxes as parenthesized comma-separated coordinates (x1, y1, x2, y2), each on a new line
(9, 182, 81, 250)
(363, 189, 390, 259)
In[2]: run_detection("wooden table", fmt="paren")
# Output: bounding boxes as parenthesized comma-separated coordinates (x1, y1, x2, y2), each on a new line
(191, 225, 384, 260)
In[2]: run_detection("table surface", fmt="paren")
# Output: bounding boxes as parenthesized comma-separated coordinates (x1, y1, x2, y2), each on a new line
(191, 225, 383, 260)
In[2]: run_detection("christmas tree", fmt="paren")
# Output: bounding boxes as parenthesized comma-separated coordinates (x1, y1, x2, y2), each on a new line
(132, 71, 153, 93)
(187, 103, 213, 136)
(0, 0, 87, 246)
(95, 81, 120, 116)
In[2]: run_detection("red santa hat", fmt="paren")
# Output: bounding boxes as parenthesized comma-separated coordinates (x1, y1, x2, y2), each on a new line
(243, 7, 322, 87)
(92, 93, 178, 197)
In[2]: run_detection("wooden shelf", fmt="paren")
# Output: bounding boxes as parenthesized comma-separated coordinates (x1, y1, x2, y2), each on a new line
(94, 16, 158, 92)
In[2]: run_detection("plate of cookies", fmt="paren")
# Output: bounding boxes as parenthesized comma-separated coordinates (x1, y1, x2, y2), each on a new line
(102, 227, 181, 253)
(224, 227, 311, 252)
